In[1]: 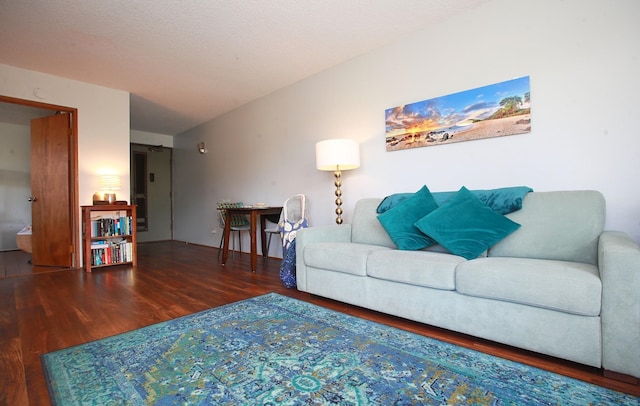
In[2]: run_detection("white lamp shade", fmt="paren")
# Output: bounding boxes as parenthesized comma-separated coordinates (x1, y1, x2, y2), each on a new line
(99, 175, 121, 191)
(315, 139, 360, 171)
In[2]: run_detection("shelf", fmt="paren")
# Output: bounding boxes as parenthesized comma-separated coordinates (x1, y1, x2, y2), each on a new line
(81, 205, 137, 272)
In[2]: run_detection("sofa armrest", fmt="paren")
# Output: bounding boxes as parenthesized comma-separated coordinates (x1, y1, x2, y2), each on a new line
(599, 231, 640, 377)
(295, 225, 352, 292)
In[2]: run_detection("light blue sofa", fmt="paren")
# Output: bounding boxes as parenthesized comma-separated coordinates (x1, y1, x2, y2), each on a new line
(296, 190, 640, 378)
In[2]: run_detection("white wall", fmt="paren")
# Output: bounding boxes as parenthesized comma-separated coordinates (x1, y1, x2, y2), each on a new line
(0, 64, 130, 264)
(0, 122, 31, 250)
(173, 0, 640, 254)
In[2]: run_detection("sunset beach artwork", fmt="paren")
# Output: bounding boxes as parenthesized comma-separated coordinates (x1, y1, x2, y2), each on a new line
(385, 76, 531, 151)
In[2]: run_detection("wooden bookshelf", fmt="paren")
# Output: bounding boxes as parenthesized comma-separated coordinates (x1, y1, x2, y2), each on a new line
(81, 205, 137, 272)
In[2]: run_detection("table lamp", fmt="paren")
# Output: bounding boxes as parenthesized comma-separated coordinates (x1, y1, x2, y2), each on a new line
(315, 139, 360, 224)
(99, 175, 121, 204)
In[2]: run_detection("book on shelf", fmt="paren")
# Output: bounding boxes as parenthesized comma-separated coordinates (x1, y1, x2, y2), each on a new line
(90, 210, 133, 237)
(90, 240, 109, 249)
(90, 239, 133, 266)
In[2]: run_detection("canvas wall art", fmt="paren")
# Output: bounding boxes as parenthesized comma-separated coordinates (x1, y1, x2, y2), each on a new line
(385, 76, 531, 151)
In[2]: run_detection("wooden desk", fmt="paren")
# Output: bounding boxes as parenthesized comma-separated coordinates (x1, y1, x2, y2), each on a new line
(221, 206, 282, 272)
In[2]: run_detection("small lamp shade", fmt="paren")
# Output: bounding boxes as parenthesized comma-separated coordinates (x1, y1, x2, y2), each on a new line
(315, 139, 360, 171)
(99, 175, 121, 191)
(99, 175, 121, 204)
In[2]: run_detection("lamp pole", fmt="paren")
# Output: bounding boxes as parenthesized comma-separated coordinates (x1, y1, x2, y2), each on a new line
(334, 166, 343, 224)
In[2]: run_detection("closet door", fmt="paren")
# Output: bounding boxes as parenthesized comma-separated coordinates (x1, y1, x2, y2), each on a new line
(30, 113, 72, 267)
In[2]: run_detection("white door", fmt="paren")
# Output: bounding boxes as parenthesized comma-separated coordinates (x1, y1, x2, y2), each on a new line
(130, 144, 172, 242)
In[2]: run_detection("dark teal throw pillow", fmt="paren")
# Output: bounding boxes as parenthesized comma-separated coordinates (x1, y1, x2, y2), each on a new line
(377, 186, 533, 215)
(377, 192, 414, 213)
(377, 185, 439, 250)
(414, 186, 521, 260)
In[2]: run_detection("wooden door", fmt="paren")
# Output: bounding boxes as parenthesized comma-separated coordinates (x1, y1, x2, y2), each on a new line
(30, 113, 73, 267)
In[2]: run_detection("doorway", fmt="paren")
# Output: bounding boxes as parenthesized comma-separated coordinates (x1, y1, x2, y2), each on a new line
(0, 96, 79, 277)
(130, 143, 173, 242)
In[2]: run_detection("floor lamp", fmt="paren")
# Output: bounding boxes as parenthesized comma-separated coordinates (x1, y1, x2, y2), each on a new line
(315, 139, 360, 224)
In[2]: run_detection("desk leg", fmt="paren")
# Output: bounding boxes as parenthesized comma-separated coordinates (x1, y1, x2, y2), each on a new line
(221, 217, 231, 265)
(249, 210, 258, 272)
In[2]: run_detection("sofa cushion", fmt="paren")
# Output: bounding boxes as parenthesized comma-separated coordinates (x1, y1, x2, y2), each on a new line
(351, 199, 397, 248)
(367, 250, 464, 290)
(489, 191, 605, 265)
(415, 187, 520, 260)
(303, 242, 391, 276)
(456, 257, 602, 316)
(377, 185, 439, 250)
(422, 244, 488, 257)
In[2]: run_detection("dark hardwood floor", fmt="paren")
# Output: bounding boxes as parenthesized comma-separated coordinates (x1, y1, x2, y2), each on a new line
(0, 250, 71, 279)
(1, 241, 638, 405)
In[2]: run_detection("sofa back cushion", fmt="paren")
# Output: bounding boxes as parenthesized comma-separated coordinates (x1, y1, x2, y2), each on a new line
(352, 198, 396, 248)
(489, 191, 605, 265)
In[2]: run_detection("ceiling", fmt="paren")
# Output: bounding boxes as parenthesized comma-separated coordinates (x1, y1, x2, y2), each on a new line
(0, 0, 489, 135)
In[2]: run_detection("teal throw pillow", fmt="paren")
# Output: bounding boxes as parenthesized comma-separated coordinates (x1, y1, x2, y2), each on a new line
(414, 186, 521, 260)
(377, 185, 439, 250)
(377, 186, 533, 215)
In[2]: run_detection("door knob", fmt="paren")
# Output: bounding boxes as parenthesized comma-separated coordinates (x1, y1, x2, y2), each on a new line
(28, 196, 38, 202)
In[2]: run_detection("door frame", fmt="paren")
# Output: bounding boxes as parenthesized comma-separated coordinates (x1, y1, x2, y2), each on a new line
(0, 95, 80, 268)
(130, 143, 174, 242)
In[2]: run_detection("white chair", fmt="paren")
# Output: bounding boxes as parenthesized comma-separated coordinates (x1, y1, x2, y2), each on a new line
(217, 201, 250, 259)
(263, 213, 282, 264)
(263, 194, 308, 264)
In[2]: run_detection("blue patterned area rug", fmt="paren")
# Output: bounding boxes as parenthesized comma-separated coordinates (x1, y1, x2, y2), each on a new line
(42, 293, 638, 405)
